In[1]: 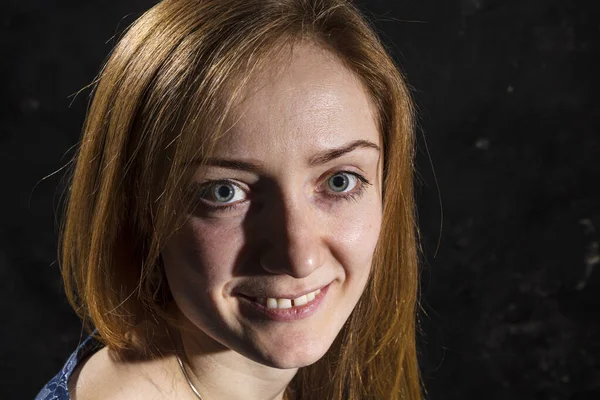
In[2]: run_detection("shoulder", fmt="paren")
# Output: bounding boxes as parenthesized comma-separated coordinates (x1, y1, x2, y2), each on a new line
(37, 322, 184, 400)
(68, 341, 182, 400)
(68, 347, 141, 400)
(35, 332, 103, 400)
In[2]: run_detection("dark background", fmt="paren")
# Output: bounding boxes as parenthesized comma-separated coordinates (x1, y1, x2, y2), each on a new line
(2, 0, 599, 399)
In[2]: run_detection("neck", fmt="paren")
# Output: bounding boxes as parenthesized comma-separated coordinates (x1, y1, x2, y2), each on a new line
(168, 319, 297, 400)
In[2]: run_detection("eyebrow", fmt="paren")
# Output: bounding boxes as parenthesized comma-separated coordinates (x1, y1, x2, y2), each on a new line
(308, 139, 380, 166)
(203, 158, 264, 173)
(202, 139, 380, 171)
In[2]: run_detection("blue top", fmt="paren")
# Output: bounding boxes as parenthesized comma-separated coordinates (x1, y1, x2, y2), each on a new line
(35, 331, 104, 400)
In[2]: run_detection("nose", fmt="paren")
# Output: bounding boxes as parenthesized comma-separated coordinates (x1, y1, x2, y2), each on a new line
(259, 194, 324, 279)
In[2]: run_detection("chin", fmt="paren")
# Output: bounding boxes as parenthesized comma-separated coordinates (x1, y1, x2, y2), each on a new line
(258, 344, 330, 370)
(245, 326, 339, 369)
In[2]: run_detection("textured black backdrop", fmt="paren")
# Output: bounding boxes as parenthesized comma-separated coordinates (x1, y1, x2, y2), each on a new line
(2, 0, 599, 399)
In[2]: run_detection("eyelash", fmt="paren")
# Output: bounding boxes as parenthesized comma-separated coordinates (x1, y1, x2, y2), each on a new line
(196, 171, 372, 213)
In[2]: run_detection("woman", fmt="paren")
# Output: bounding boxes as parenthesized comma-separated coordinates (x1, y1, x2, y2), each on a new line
(36, 0, 421, 398)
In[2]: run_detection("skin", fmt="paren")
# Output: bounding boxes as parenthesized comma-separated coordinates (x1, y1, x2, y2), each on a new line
(161, 42, 384, 399)
(69, 42, 383, 400)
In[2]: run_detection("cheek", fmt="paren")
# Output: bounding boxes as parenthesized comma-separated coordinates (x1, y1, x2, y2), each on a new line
(164, 219, 244, 288)
(163, 219, 249, 345)
(326, 197, 382, 274)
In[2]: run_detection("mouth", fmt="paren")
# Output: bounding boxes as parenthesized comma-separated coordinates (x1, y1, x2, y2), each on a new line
(236, 284, 330, 321)
(239, 287, 322, 309)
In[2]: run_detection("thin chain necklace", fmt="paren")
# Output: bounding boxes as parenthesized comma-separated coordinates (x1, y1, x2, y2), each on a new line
(166, 325, 205, 400)
(165, 325, 291, 400)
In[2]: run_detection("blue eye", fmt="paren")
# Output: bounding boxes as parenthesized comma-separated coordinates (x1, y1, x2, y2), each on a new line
(213, 184, 234, 202)
(200, 181, 246, 204)
(327, 172, 358, 193)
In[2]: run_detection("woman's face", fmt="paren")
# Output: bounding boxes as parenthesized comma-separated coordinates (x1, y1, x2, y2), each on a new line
(162, 43, 383, 369)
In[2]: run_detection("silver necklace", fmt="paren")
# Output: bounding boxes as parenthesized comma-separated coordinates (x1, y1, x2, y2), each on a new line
(166, 326, 205, 400)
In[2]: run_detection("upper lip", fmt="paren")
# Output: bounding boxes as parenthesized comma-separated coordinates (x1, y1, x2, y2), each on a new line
(234, 283, 328, 300)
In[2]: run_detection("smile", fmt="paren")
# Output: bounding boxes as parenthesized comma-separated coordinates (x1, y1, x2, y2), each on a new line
(237, 284, 330, 321)
(258, 288, 321, 309)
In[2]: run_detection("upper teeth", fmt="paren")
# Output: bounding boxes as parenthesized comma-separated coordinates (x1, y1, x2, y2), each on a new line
(260, 289, 321, 309)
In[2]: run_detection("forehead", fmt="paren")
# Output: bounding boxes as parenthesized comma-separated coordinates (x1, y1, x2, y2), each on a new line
(215, 43, 380, 160)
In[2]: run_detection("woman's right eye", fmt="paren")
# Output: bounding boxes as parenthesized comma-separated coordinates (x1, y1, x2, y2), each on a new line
(198, 181, 247, 206)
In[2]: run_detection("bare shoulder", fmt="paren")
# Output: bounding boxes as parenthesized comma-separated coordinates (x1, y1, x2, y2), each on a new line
(68, 346, 179, 400)
(67, 347, 131, 400)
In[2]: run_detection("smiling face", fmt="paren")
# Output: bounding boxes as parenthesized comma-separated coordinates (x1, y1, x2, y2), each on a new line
(162, 42, 383, 369)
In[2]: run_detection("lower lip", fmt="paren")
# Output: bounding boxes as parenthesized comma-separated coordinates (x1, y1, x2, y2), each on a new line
(237, 284, 330, 322)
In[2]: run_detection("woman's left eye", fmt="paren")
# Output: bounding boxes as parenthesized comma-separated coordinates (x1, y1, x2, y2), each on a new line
(327, 172, 359, 193)
(322, 171, 371, 201)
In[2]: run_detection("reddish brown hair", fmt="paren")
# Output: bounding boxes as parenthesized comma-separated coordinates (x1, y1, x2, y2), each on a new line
(60, 0, 421, 398)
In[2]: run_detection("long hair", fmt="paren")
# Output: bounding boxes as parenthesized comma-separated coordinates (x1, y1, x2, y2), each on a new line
(60, 0, 421, 398)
